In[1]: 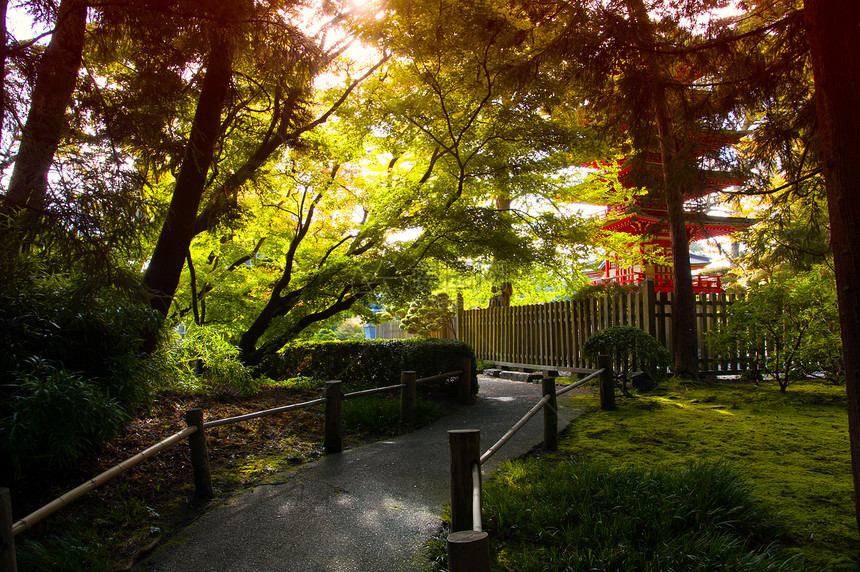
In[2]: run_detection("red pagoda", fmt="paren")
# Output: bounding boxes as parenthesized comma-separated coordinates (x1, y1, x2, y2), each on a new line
(588, 131, 755, 294)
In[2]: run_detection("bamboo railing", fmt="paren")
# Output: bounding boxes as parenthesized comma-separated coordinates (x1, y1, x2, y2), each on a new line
(1, 361, 474, 572)
(446, 357, 614, 572)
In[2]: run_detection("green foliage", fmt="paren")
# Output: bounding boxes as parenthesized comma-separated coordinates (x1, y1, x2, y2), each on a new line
(395, 293, 454, 337)
(259, 338, 477, 396)
(706, 266, 841, 391)
(468, 460, 800, 572)
(0, 260, 159, 480)
(0, 269, 158, 405)
(155, 325, 261, 396)
(583, 326, 671, 388)
(556, 379, 856, 569)
(310, 320, 366, 342)
(571, 281, 640, 301)
(1, 361, 128, 480)
(343, 396, 449, 436)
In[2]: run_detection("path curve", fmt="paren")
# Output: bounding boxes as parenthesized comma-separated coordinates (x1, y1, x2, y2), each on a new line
(137, 377, 587, 572)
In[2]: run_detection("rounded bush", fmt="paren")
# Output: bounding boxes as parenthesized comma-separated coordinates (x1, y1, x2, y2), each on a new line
(584, 326, 671, 388)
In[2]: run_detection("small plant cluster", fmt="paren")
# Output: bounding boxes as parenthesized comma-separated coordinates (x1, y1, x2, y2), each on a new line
(342, 396, 451, 436)
(260, 338, 478, 396)
(583, 326, 671, 393)
(471, 460, 801, 571)
(154, 324, 260, 396)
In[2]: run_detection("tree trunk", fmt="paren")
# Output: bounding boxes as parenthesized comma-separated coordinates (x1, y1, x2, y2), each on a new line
(141, 31, 234, 328)
(0, 0, 9, 132)
(804, 0, 860, 538)
(625, 0, 699, 377)
(2, 0, 87, 215)
(652, 89, 699, 376)
(666, 187, 699, 377)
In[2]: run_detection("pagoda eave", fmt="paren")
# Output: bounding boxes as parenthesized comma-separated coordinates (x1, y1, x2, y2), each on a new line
(603, 213, 756, 241)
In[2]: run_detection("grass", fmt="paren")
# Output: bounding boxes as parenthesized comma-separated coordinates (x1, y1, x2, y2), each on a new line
(482, 461, 802, 571)
(343, 395, 452, 436)
(432, 378, 858, 571)
(561, 378, 857, 569)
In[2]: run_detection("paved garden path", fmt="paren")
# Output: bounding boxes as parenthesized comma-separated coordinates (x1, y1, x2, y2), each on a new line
(137, 377, 587, 572)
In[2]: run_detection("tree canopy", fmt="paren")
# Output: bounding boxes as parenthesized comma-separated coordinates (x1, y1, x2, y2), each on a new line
(3, 0, 860, 541)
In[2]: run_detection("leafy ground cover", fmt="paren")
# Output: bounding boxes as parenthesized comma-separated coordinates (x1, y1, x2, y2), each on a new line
(449, 378, 858, 571)
(8, 383, 457, 571)
(480, 461, 802, 571)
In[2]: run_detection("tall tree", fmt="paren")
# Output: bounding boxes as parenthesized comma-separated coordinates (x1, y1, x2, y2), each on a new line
(622, 0, 699, 375)
(803, 0, 860, 537)
(189, 0, 604, 363)
(488, 0, 755, 375)
(141, 25, 236, 319)
(2, 0, 87, 217)
(137, 0, 334, 329)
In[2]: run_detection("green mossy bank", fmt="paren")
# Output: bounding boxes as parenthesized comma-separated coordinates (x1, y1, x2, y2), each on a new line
(552, 379, 857, 569)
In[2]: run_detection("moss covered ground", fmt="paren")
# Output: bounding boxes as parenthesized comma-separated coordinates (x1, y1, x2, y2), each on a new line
(556, 378, 858, 570)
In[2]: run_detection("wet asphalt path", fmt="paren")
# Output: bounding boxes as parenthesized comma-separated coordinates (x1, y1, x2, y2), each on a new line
(137, 377, 587, 572)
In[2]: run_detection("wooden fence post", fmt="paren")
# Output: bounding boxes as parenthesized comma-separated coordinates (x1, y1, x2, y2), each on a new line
(447, 530, 490, 572)
(542, 377, 558, 451)
(1, 488, 16, 572)
(324, 380, 343, 454)
(641, 279, 657, 338)
(185, 408, 215, 500)
(400, 370, 417, 422)
(459, 356, 473, 405)
(598, 355, 615, 411)
(448, 429, 480, 532)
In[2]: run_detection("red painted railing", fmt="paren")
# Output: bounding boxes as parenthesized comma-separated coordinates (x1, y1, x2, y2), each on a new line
(591, 272, 723, 294)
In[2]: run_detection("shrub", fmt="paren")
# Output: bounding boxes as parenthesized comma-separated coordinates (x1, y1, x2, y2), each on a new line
(0, 277, 158, 407)
(705, 266, 841, 391)
(1, 361, 128, 480)
(0, 268, 158, 481)
(259, 338, 478, 396)
(154, 325, 260, 396)
(583, 326, 671, 392)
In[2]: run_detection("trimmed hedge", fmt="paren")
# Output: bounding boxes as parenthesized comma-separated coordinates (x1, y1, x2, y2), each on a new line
(259, 338, 478, 396)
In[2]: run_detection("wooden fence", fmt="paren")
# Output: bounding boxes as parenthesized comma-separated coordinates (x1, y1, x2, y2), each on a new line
(456, 280, 747, 376)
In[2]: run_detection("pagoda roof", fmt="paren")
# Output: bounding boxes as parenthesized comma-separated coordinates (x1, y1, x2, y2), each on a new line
(585, 128, 748, 205)
(602, 210, 756, 242)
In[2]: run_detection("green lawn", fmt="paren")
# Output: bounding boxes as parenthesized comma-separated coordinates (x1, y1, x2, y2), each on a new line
(446, 379, 859, 571)
(553, 379, 858, 569)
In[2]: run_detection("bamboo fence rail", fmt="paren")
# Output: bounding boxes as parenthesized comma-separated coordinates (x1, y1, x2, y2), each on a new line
(447, 359, 615, 572)
(2, 362, 474, 572)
